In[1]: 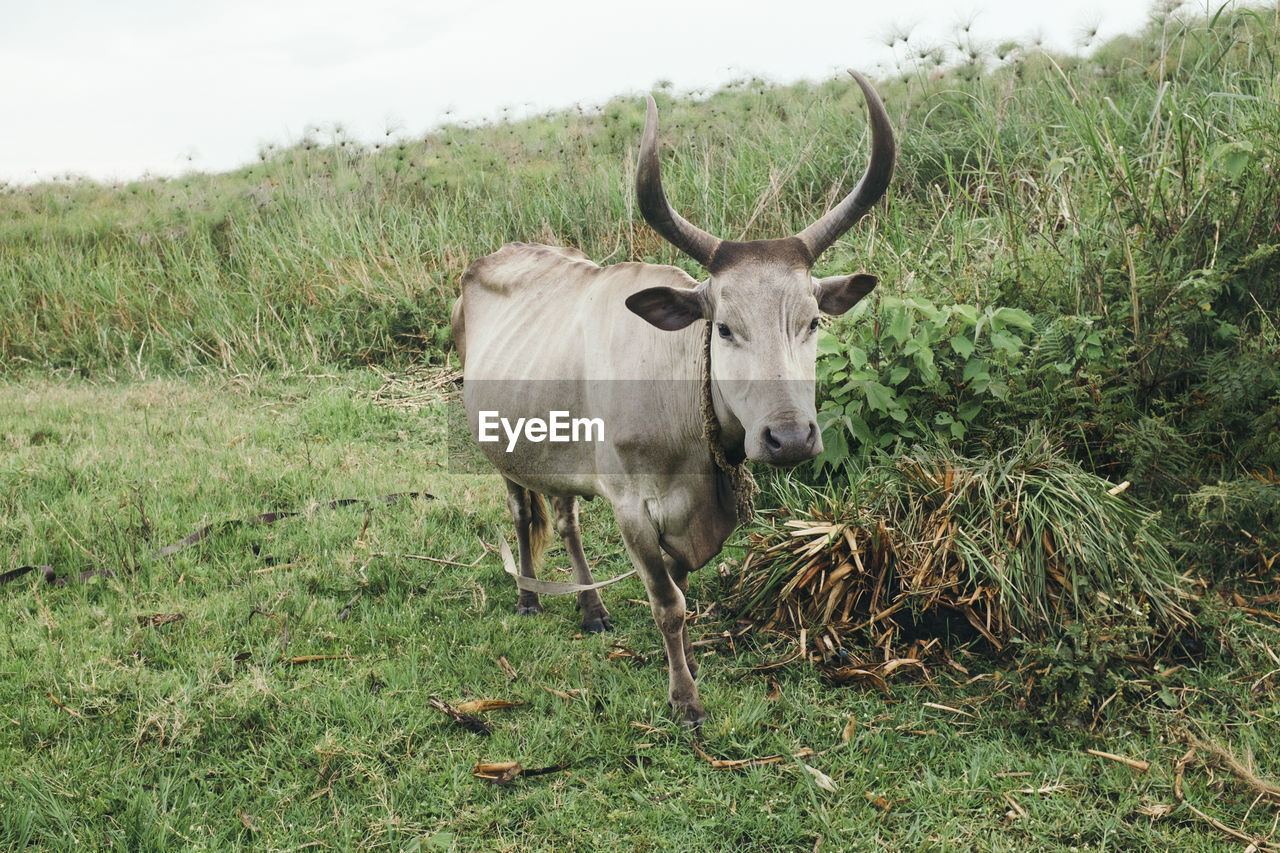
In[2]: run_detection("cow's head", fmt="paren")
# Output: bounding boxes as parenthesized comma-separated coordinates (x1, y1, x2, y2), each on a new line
(626, 71, 895, 466)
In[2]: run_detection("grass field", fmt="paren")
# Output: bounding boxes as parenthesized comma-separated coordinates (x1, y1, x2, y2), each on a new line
(3, 372, 1279, 850)
(3, 3, 1280, 850)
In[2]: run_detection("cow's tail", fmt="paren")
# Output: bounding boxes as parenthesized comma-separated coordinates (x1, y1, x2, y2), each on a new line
(450, 295, 466, 368)
(528, 491, 551, 569)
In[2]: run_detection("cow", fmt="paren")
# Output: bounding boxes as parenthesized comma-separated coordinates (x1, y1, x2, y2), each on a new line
(451, 72, 894, 726)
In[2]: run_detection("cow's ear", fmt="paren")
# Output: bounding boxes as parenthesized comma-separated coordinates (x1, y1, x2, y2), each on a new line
(626, 285, 708, 331)
(815, 273, 878, 316)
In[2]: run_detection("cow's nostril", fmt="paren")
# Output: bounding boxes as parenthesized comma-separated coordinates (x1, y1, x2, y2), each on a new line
(807, 422, 818, 445)
(764, 427, 782, 452)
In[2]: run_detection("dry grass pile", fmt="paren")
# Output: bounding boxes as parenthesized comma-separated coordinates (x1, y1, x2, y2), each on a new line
(733, 437, 1195, 676)
(368, 363, 461, 411)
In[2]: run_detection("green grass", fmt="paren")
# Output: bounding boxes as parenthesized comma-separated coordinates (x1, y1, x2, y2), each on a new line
(2, 5, 1279, 849)
(3, 373, 1279, 850)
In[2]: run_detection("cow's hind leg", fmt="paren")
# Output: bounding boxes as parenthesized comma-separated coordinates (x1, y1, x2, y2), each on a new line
(615, 504, 704, 727)
(552, 496, 612, 633)
(504, 478, 550, 616)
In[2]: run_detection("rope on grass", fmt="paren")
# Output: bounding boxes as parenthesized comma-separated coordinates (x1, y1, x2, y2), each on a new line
(700, 319, 758, 523)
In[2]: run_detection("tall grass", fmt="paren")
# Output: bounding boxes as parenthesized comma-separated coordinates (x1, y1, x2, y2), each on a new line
(3, 4, 1274, 379)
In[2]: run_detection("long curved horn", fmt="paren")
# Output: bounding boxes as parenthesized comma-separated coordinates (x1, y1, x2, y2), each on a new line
(794, 71, 896, 260)
(636, 95, 721, 267)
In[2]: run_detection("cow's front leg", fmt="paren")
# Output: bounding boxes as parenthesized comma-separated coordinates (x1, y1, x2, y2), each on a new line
(553, 496, 612, 633)
(616, 506, 704, 727)
(668, 556, 698, 681)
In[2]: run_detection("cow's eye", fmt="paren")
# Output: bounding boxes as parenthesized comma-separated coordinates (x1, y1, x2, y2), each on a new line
(717, 323, 733, 340)
(808, 317, 821, 333)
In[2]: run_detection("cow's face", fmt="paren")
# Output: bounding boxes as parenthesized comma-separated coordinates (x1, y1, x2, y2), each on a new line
(626, 240, 876, 465)
(628, 72, 893, 465)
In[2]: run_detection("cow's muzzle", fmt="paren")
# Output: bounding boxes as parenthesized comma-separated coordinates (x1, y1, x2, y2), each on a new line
(756, 419, 821, 467)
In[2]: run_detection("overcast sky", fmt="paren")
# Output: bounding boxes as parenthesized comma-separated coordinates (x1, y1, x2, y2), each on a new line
(2, 0, 1179, 184)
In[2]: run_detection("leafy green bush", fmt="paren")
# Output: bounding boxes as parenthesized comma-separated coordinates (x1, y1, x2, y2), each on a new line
(1009, 605, 1174, 725)
(814, 297, 1037, 469)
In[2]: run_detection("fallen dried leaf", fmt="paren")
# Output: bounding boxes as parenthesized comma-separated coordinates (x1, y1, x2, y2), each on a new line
(825, 666, 888, 694)
(607, 645, 648, 664)
(470, 760, 569, 786)
(806, 765, 838, 792)
(47, 693, 81, 718)
(497, 656, 518, 680)
(945, 655, 971, 676)
(823, 655, 928, 692)
(282, 654, 353, 665)
(1174, 746, 1195, 801)
(841, 715, 857, 744)
(429, 698, 494, 736)
(472, 761, 522, 786)
(1138, 803, 1176, 818)
(1086, 748, 1150, 773)
(454, 699, 526, 714)
(1002, 791, 1027, 821)
(542, 686, 582, 704)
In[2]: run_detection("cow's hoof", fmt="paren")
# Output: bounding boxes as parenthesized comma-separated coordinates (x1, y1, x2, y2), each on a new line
(583, 616, 613, 633)
(680, 708, 707, 730)
(675, 699, 707, 729)
(516, 604, 541, 616)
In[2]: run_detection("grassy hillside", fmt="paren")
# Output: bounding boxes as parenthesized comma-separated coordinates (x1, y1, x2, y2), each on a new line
(3, 7, 1274, 377)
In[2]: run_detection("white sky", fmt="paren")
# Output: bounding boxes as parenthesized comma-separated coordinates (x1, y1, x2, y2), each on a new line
(1, 0, 1172, 184)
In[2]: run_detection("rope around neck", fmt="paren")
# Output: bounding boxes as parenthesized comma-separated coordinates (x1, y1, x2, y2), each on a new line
(700, 320, 758, 522)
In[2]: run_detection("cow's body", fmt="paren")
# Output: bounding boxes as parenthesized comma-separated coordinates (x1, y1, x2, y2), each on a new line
(456, 242, 738, 569)
(453, 73, 894, 725)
